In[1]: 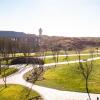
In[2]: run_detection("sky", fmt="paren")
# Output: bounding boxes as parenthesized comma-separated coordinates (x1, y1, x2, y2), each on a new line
(0, 0, 100, 37)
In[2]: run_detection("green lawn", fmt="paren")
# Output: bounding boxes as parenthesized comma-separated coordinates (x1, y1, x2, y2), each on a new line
(35, 59, 100, 93)
(7, 47, 99, 57)
(45, 54, 98, 64)
(2, 51, 98, 64)
(34, 47, 100, 56)
(0, 84, 40, 100)
(1, 60, 12, 65)
(0, 67, 18, 78)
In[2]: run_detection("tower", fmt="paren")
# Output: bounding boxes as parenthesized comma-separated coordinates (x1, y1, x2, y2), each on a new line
(38, 28, 43, 43)
(39, 28, 42, 36)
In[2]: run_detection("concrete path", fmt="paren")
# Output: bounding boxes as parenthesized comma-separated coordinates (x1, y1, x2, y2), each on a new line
(0, 57, 100, 100)
(39, 52, 100, 58)
(44, 56, 100, 67)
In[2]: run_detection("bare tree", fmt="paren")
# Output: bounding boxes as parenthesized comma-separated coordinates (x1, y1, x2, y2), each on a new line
(77, 50, 94, 100)
(62, 45, 71, 65)
(22, 62, 44, 100)
(2, 59, 9, 88)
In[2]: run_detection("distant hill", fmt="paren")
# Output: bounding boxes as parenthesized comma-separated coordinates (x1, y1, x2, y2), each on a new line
(0, 31, 26, 37)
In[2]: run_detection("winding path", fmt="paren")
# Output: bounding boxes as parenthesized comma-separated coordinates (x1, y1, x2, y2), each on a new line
(0, 57, 100, 100)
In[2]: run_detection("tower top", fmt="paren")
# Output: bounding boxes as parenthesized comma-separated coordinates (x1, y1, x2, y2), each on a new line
(39, 28, 43, 36)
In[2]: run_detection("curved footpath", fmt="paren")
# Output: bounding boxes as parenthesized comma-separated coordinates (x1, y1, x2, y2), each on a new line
(0, 57, 100, 100)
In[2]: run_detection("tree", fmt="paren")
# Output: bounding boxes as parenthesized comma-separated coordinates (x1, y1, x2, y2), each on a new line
(2, 58, 9, 88)
(95, 47, 99, 56)
(10, 57, 44, 99)
(50, 44, 61, 66)
(62, 44, 72, 65)
(77, 50, 94, 100)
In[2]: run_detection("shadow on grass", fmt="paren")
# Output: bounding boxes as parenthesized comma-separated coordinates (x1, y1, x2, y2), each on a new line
(0, 84, 8, 96)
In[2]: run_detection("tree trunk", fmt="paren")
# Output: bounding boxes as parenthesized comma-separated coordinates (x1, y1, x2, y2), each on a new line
(3, 68, 7, 88)
(52, 51, 56, 67)
(4, 77, 7, 88)
(57, 52, 59, 63)
(43, 52, 46, 63)
(0, 61, 1, 74)
(65, 50, 67, 59)
(97, 48, 98, 56)
(86, 79, 91, 100)
(65, 50, 69, 65)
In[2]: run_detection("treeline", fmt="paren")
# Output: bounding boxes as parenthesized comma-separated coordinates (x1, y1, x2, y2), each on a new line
(0, 33, 100, 57)
(0, 36, 39, 57)
(40, 35, 100, 51)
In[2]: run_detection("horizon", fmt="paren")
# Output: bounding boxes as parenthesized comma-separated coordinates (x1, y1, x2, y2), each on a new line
(1, 30, 100, 38)
(0, 0, 100, 37)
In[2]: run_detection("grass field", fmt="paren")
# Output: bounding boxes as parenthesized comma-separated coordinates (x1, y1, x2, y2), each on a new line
(0, 52, 99, 65)
(35, 47, 100, 56)
(0, 84, 40, 100)
(35, 59, 100, 93)
(0, 67, 18, 78)
(0, 47, 99, 58)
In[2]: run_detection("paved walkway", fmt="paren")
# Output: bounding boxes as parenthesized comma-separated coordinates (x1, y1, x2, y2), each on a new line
(39, 52, 100, 58)
(0, 57, 100, 100)
(44, 56, 100, 67)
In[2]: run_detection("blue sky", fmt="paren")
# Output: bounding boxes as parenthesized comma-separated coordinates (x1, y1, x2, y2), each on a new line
(0, 0, 100, 37)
